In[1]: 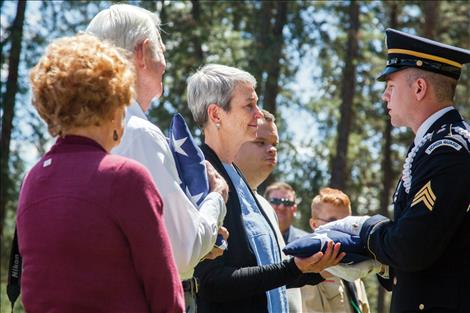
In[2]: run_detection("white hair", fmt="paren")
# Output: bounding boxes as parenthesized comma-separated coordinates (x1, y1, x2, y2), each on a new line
(86, 4, 161, 56)
(186, 64, 257, 127)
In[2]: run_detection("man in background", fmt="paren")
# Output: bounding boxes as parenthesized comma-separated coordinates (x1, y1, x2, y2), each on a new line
(264, 182, 308, 245)
(305, 187, 370, 313)
(234, 110, 303, 312)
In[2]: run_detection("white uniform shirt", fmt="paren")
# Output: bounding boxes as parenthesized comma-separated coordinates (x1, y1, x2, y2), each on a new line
(414, 106, 454, 146)
(113, 102, 226, 279)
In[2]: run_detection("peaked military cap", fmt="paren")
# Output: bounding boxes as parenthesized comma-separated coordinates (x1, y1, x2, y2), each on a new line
(377, 28, 470, 81)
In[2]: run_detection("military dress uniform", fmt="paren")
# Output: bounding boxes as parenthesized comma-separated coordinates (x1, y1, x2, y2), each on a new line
(359, 29, 470, 313)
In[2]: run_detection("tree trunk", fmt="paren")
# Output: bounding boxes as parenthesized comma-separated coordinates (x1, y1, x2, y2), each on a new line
(423, 1, 440, 38)
(377, 3, 398, 312)
(190, 0, 204, 62)
(0, 0, 27, 240)
(263, 1, 287, 119)
(257, 1, 288, 190)
(249, 1, 273, 101)
(329, 0, 359, 190)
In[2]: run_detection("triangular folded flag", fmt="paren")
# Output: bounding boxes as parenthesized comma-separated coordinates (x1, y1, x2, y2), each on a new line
(169, 113, 226, 249)
(283, 229, 370, 264)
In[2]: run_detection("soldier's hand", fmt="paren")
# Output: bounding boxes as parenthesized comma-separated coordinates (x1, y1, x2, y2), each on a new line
(294, 241, 345, 273)
(206, 161, 229, 202)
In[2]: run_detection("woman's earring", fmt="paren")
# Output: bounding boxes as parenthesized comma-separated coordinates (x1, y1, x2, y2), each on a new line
(216, 123, 221, 130)
(113, 130, 119, 141)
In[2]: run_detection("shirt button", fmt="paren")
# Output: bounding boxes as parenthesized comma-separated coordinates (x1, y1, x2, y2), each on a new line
(393, 277, 397, 285)
(419, 304, 424, 310)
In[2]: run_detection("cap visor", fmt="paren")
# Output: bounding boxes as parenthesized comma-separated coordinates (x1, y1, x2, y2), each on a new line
(377, 66, 407, 81)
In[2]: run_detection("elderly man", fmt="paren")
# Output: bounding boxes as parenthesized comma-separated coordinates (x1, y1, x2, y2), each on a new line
(234, 110, 303, 313)
(87, 5, 228, 312)
(322, 29, 470, 313)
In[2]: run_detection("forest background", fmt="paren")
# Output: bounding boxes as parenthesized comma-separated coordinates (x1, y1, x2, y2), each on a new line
(1, 0, 469, 312)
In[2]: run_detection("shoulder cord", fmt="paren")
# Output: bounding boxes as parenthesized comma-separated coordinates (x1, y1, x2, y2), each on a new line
(402, 133, 433, 194)
(402, 126, 469, 194)
(453, 126, 470, 142)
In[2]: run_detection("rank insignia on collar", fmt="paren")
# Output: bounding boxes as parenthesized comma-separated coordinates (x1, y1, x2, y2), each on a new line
(411, 181, 436, 211)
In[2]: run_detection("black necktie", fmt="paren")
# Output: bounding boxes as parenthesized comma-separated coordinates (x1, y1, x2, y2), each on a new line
(342, 279, 362, 313)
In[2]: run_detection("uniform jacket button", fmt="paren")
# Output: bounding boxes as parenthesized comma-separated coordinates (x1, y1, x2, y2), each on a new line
(419, 304, 425, 310)
(393, 277, 397, 285)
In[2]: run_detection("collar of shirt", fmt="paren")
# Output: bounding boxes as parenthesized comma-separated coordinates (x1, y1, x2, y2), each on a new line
(414, 106, 454, 146)
(127, 101, 148, 121)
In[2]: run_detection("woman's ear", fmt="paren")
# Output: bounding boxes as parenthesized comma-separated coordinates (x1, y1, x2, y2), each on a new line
(207, 103, 221, 124)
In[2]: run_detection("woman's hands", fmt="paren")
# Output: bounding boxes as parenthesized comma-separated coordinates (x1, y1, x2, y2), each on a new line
(294, 241, 345, 273)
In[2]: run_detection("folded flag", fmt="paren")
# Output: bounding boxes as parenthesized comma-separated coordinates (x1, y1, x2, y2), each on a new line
(283, 229, 370, 264)
(169, 113, 226, 249)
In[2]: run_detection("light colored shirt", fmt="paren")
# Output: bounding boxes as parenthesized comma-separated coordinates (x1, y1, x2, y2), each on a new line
(113, 102, 226, 279)
(255, 192, 303, 313)
(301, 277, 369, 313)
(414, 106, 454, 146)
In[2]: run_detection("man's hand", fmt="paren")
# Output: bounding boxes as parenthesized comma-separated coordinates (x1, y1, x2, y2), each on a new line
(294, 241, 345, 273)
(206, 161, 229, 203)
(317, 215, 370, 236)
(203, 226, 229, 260)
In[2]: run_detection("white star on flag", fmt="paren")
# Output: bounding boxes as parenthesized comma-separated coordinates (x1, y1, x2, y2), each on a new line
(185, 186, 203, 206)
(191, 192, 204, 206)
(310, 231, 332, 250)
(173, 136, 188, 157)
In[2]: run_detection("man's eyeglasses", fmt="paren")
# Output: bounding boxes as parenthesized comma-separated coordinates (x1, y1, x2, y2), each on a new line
(314, 217, 338, 223)
(269, 198, 295, 207)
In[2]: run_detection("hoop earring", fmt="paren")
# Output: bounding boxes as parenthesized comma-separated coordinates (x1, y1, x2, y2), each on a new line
(113, 130, 119, 141)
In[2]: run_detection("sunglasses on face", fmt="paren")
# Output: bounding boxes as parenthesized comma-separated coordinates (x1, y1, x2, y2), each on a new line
(269, 198, 295, 207)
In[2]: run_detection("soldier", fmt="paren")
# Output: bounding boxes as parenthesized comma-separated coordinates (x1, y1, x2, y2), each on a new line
(321, 29, 470, 313)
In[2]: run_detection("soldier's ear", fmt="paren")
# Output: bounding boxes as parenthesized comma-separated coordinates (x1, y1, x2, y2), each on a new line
(415, 78, 427, 101)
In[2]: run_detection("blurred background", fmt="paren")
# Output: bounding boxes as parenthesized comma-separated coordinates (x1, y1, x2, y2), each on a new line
(1, 0, 469, 311)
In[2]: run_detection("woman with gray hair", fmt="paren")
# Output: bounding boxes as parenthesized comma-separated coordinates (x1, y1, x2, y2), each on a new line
(187, 64, 345, 313)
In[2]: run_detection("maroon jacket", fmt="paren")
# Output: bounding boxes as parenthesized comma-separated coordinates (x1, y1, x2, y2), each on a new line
(17, 135, 184, 313)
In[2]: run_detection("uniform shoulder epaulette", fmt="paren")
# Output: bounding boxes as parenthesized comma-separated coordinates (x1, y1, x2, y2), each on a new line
(424, 123, 470, 155)
(402, 123, 469, 194)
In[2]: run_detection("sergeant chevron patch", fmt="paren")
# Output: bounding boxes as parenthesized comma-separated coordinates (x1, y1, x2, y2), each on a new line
(411, 181, 436, 211)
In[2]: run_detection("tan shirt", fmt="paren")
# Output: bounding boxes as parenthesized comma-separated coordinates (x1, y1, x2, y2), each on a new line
(301, 277, 369, 313)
